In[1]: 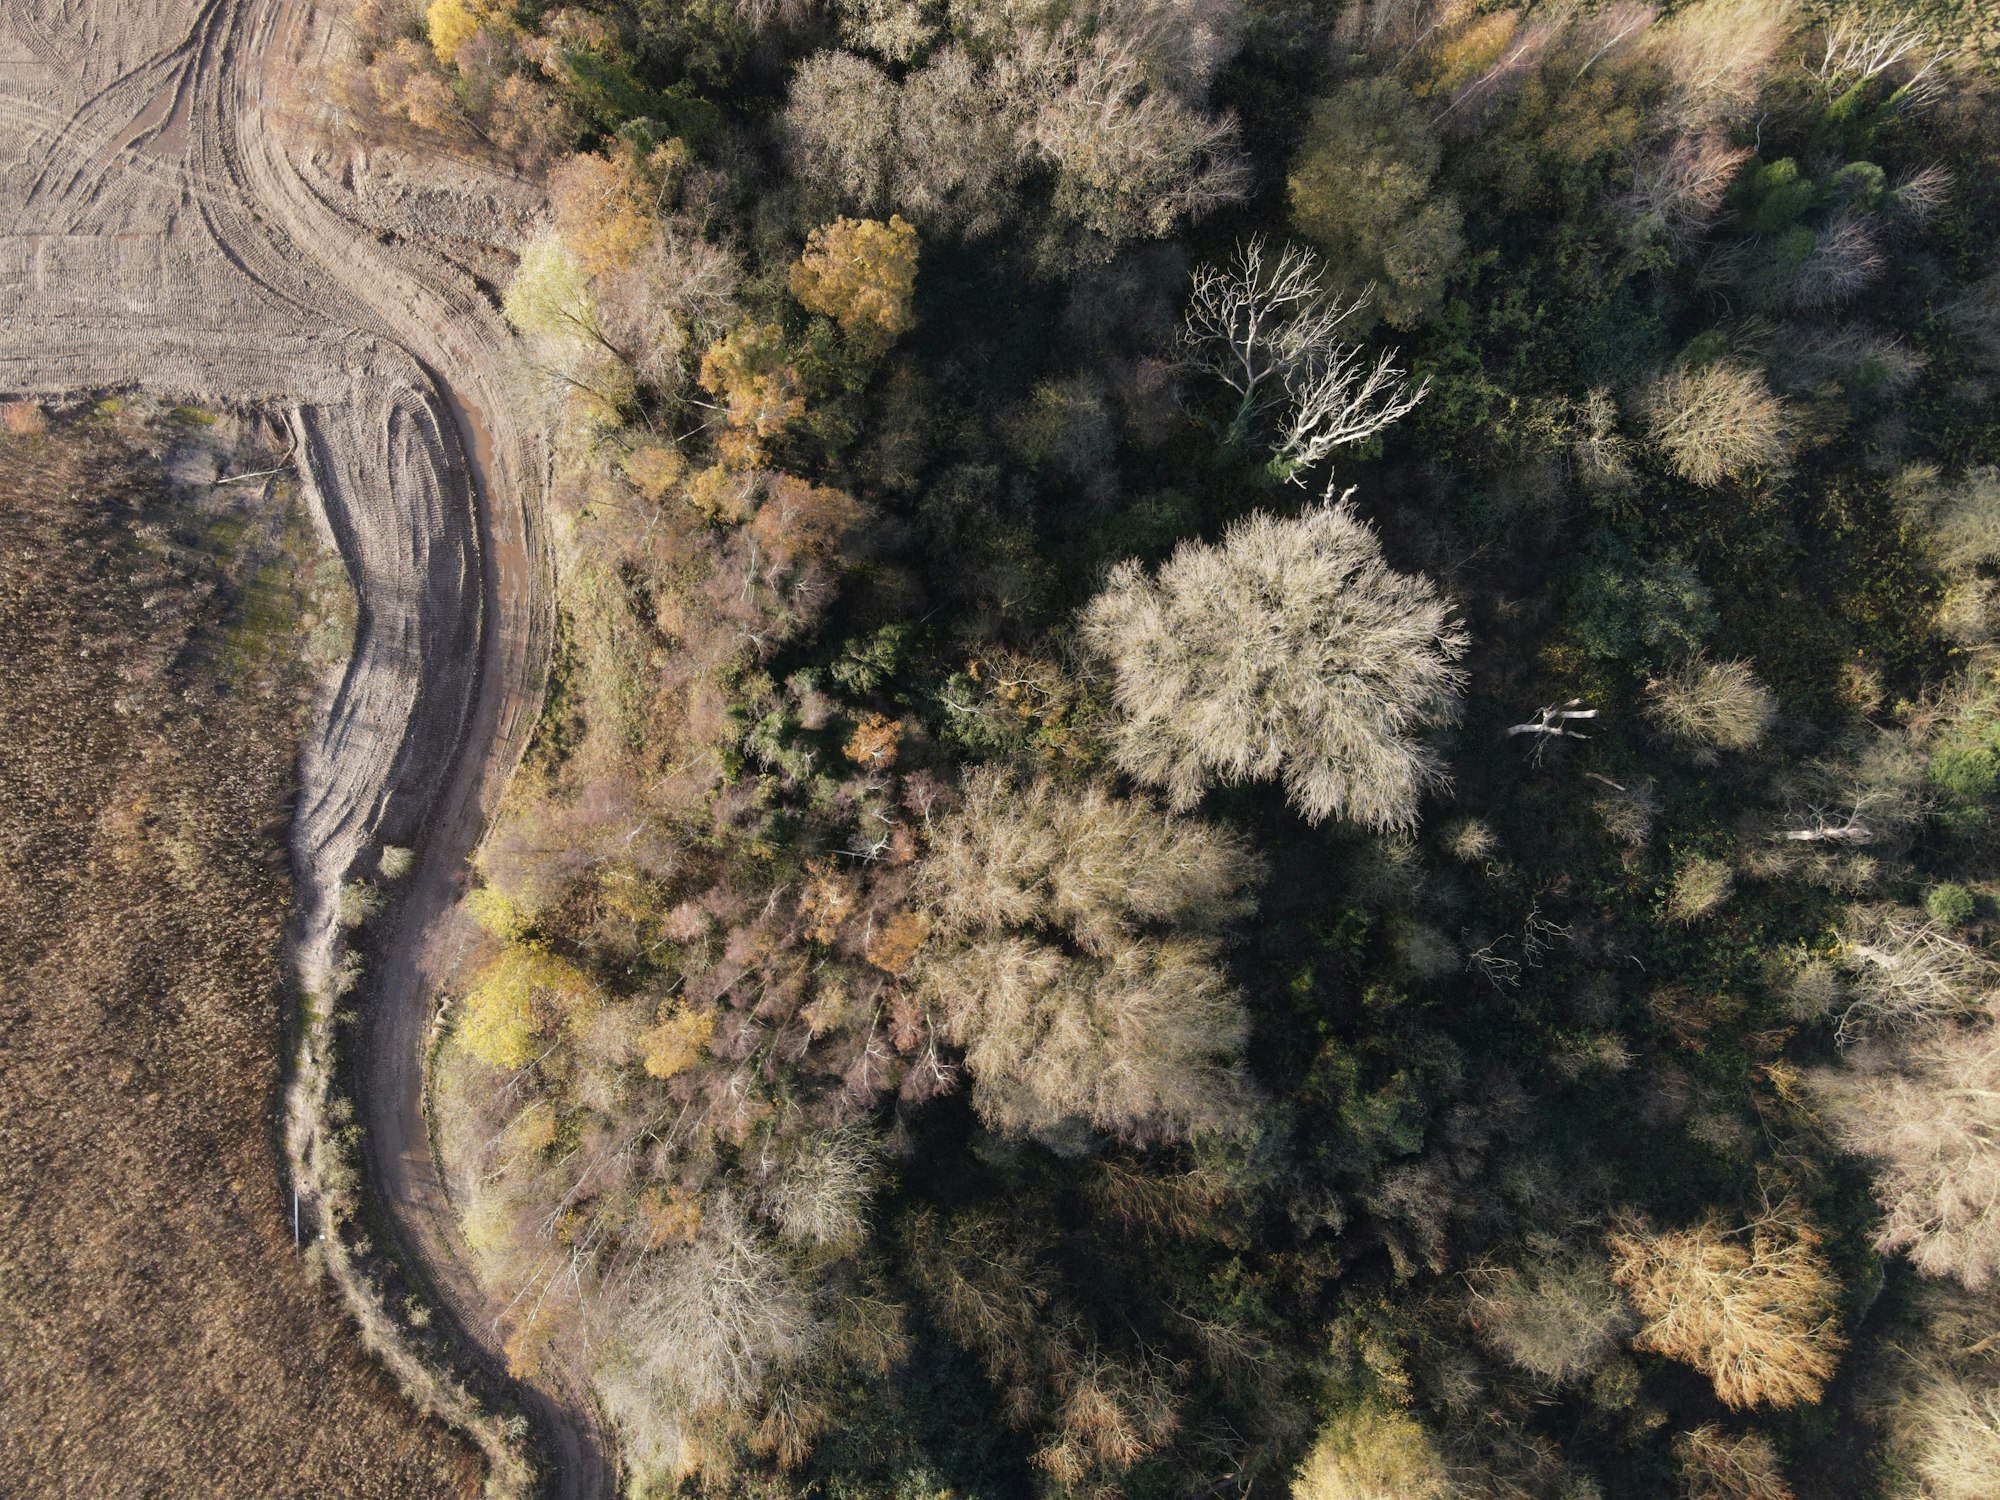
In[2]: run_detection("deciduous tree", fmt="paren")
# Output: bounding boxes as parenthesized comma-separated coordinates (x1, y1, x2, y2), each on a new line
(789, 215, 920, 354)
(1292, 1403, 1453, 1500)
(1606, 1207, 1845, 1409)
(1079, 497, 1467, 830)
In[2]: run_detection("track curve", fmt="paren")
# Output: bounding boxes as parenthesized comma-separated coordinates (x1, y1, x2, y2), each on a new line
(0, 3, 610, 1494)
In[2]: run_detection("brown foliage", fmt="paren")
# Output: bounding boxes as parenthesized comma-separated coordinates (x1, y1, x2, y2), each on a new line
(1675, 1423, 1795, 1500)
(1607, 1207, 1845, 1408)
(0, 418, 474, 1494)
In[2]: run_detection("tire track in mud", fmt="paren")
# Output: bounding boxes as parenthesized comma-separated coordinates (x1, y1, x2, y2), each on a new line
(0, 2, 608, 1493)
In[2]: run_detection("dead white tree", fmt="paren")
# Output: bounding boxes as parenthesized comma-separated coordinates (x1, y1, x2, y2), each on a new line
(1507, 700, 1600, 739)
(1812, 14, 1952, 108)
(1772, 804, 1879, 845)
(1507, 700, 1598, 764)
(1181, 235, 1427, 484)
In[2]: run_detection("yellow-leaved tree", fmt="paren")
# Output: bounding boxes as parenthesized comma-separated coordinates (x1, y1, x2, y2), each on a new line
(458, 947, 592, 1069)
(425, 0, 496, 66)
(699, 323, 805, 465)
(789, 215, 920, 355)
(548, 140, 688, 277)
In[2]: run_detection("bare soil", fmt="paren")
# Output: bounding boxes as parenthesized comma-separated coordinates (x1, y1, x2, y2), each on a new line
(0, 1, 605, 1489)
(0, 414, 477, 1499)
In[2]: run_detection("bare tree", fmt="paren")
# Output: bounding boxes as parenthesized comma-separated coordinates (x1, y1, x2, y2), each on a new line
(1888, 1351, 2000, 1500)
(1467, 1245, 1634, 1382)
(1640, 360, 1792, 488)
(1761, 729, 1930, 862)
(783, 51, 899, 215)
(1620, 131, 1754, 254)
(913, 769, 1263, 1142)
(1002, 19, 1250, 250)
(762, 1127, 879, 1252)
(893, 46, 1020, 236)
(1811, 12, 1951, 109)
(1675, 1423, 1795, 1500)
(1830, 905, 1996, 1043)
(1645, 656, 1776, 761)
(1812, 1003, 2000, 1287)
(1794, 211, 1887, 309)
(599, 1196, 821, 1417)
(1506, 700, 1599, 764)
(1180, 237, 1426, 482)
(1079, 495, 1467, 830)
(1607, 1205, 1845, 1409)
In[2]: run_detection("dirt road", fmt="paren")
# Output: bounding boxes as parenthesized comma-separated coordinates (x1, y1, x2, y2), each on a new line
(0, 2, 608, 1493)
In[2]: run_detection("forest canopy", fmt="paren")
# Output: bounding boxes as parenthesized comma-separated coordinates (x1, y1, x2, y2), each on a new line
(333, 1, 2000, 1496)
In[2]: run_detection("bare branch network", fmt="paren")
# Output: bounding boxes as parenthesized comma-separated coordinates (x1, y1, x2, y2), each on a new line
(1180, 235, 1427, 484)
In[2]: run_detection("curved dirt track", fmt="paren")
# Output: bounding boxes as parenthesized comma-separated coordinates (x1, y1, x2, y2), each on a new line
(0, 3, 609, 1494)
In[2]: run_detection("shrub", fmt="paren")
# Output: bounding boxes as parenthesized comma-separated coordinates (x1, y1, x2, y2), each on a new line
(1567, 533, 1718, 666)
(1646, 658, 1777, 760)
(1640, 361, 1791, 488)
(2, 399, 48, 436)
(1928, 883, 1978, 929)
(336, 879, 385, 928)
(1668, 856, 1735, 923)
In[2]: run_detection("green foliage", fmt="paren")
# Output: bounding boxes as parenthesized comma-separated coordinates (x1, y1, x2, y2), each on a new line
(1926, 882, 1976, 928)
(1566, 530, 1718, 667)
(1733, 157, 1816, 236)
(831, 623, 911, 696)
(1288, 77, 1465, 330)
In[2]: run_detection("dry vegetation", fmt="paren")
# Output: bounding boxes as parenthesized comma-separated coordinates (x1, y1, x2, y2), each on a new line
(331, 0, 2000, 1494)
(0, 405, 473, 1498)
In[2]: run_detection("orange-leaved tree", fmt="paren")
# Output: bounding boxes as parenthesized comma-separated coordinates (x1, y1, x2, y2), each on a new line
(789, 215, 920, 355)
(1607, 1205, 1845, 1408)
